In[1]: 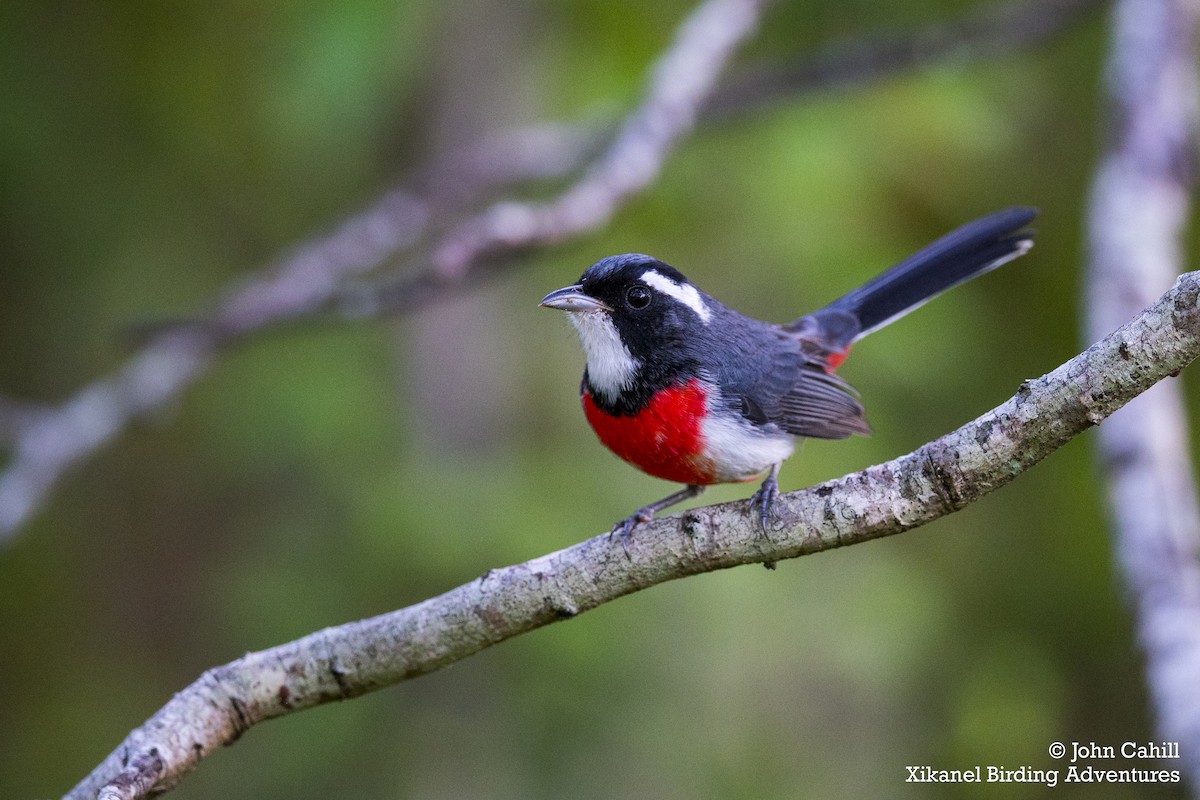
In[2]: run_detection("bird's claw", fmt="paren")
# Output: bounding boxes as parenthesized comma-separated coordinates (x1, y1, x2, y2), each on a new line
(749, 475, 780, 538)
(608, 507, 654, 558)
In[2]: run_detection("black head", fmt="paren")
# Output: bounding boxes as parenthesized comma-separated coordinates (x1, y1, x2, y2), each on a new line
(540, 254, 718, 411)
(542, 255, 714, 350)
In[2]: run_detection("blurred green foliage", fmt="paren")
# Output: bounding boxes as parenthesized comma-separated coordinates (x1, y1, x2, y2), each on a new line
(0, 1, 1191, 798)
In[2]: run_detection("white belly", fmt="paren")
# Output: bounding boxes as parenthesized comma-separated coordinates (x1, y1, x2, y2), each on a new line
(699, 411, 795, 483)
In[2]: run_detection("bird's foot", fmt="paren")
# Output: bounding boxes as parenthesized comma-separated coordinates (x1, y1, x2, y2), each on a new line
(749, 469, 780, 538)
(608, 506, 655, 559)
(606, 484, 705, 558)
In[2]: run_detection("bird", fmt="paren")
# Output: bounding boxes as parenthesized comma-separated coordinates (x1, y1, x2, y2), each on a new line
(540, 207, 1037, 545)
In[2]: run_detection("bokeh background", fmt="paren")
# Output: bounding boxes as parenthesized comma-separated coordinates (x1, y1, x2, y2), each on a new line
(0, 1, 1190, 798)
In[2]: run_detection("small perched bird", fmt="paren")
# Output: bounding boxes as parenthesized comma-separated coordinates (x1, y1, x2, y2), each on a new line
(541, 207, 1036, 544)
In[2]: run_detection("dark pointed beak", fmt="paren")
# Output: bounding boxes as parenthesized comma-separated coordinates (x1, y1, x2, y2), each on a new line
(539, 284, 611, 312)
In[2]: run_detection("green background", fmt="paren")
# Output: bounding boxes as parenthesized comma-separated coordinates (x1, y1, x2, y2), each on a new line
(0, 1, 1189, 798)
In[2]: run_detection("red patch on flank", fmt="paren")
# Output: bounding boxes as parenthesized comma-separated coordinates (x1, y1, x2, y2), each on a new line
(582, 379, 716, 485)
(824, 346, 850, 372)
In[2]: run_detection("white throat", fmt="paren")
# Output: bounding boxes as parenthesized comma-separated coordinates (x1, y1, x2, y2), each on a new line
(567, 311, 639, 401)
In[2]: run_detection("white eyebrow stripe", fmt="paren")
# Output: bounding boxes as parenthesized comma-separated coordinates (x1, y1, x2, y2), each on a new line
(642, 269, 712, 323)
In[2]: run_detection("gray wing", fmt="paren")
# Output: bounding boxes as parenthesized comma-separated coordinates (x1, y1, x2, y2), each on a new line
(774, 362, 870, 439)
(710, 314, 870, 440)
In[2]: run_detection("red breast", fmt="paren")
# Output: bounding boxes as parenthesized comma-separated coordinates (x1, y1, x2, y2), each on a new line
(581, 378, 718, 485)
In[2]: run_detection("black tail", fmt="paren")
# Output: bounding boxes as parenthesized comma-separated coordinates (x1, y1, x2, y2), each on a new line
(807, 207, 1037, 347)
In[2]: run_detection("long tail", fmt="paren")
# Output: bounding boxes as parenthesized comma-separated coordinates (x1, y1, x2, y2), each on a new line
(798, 207, 1037, 352)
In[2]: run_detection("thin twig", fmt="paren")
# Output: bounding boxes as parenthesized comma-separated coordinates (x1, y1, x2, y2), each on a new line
(67, 271, 1200, 800)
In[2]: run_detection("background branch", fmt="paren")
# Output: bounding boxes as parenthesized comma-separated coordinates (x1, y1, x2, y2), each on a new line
(69, 271, 1200, 800)
(0, 395, 48, 448)
(1085, 0, 1200, 788)
(0, 0, 1100, 545)
(705, 0, 1103, 119)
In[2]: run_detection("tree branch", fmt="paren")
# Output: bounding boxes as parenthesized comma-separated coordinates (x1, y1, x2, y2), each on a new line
(1085, 0, 1200, 788)
(65, 271, 1200, 800)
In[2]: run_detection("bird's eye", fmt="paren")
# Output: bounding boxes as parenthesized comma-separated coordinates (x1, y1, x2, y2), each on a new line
(626, 285, 651, 309)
